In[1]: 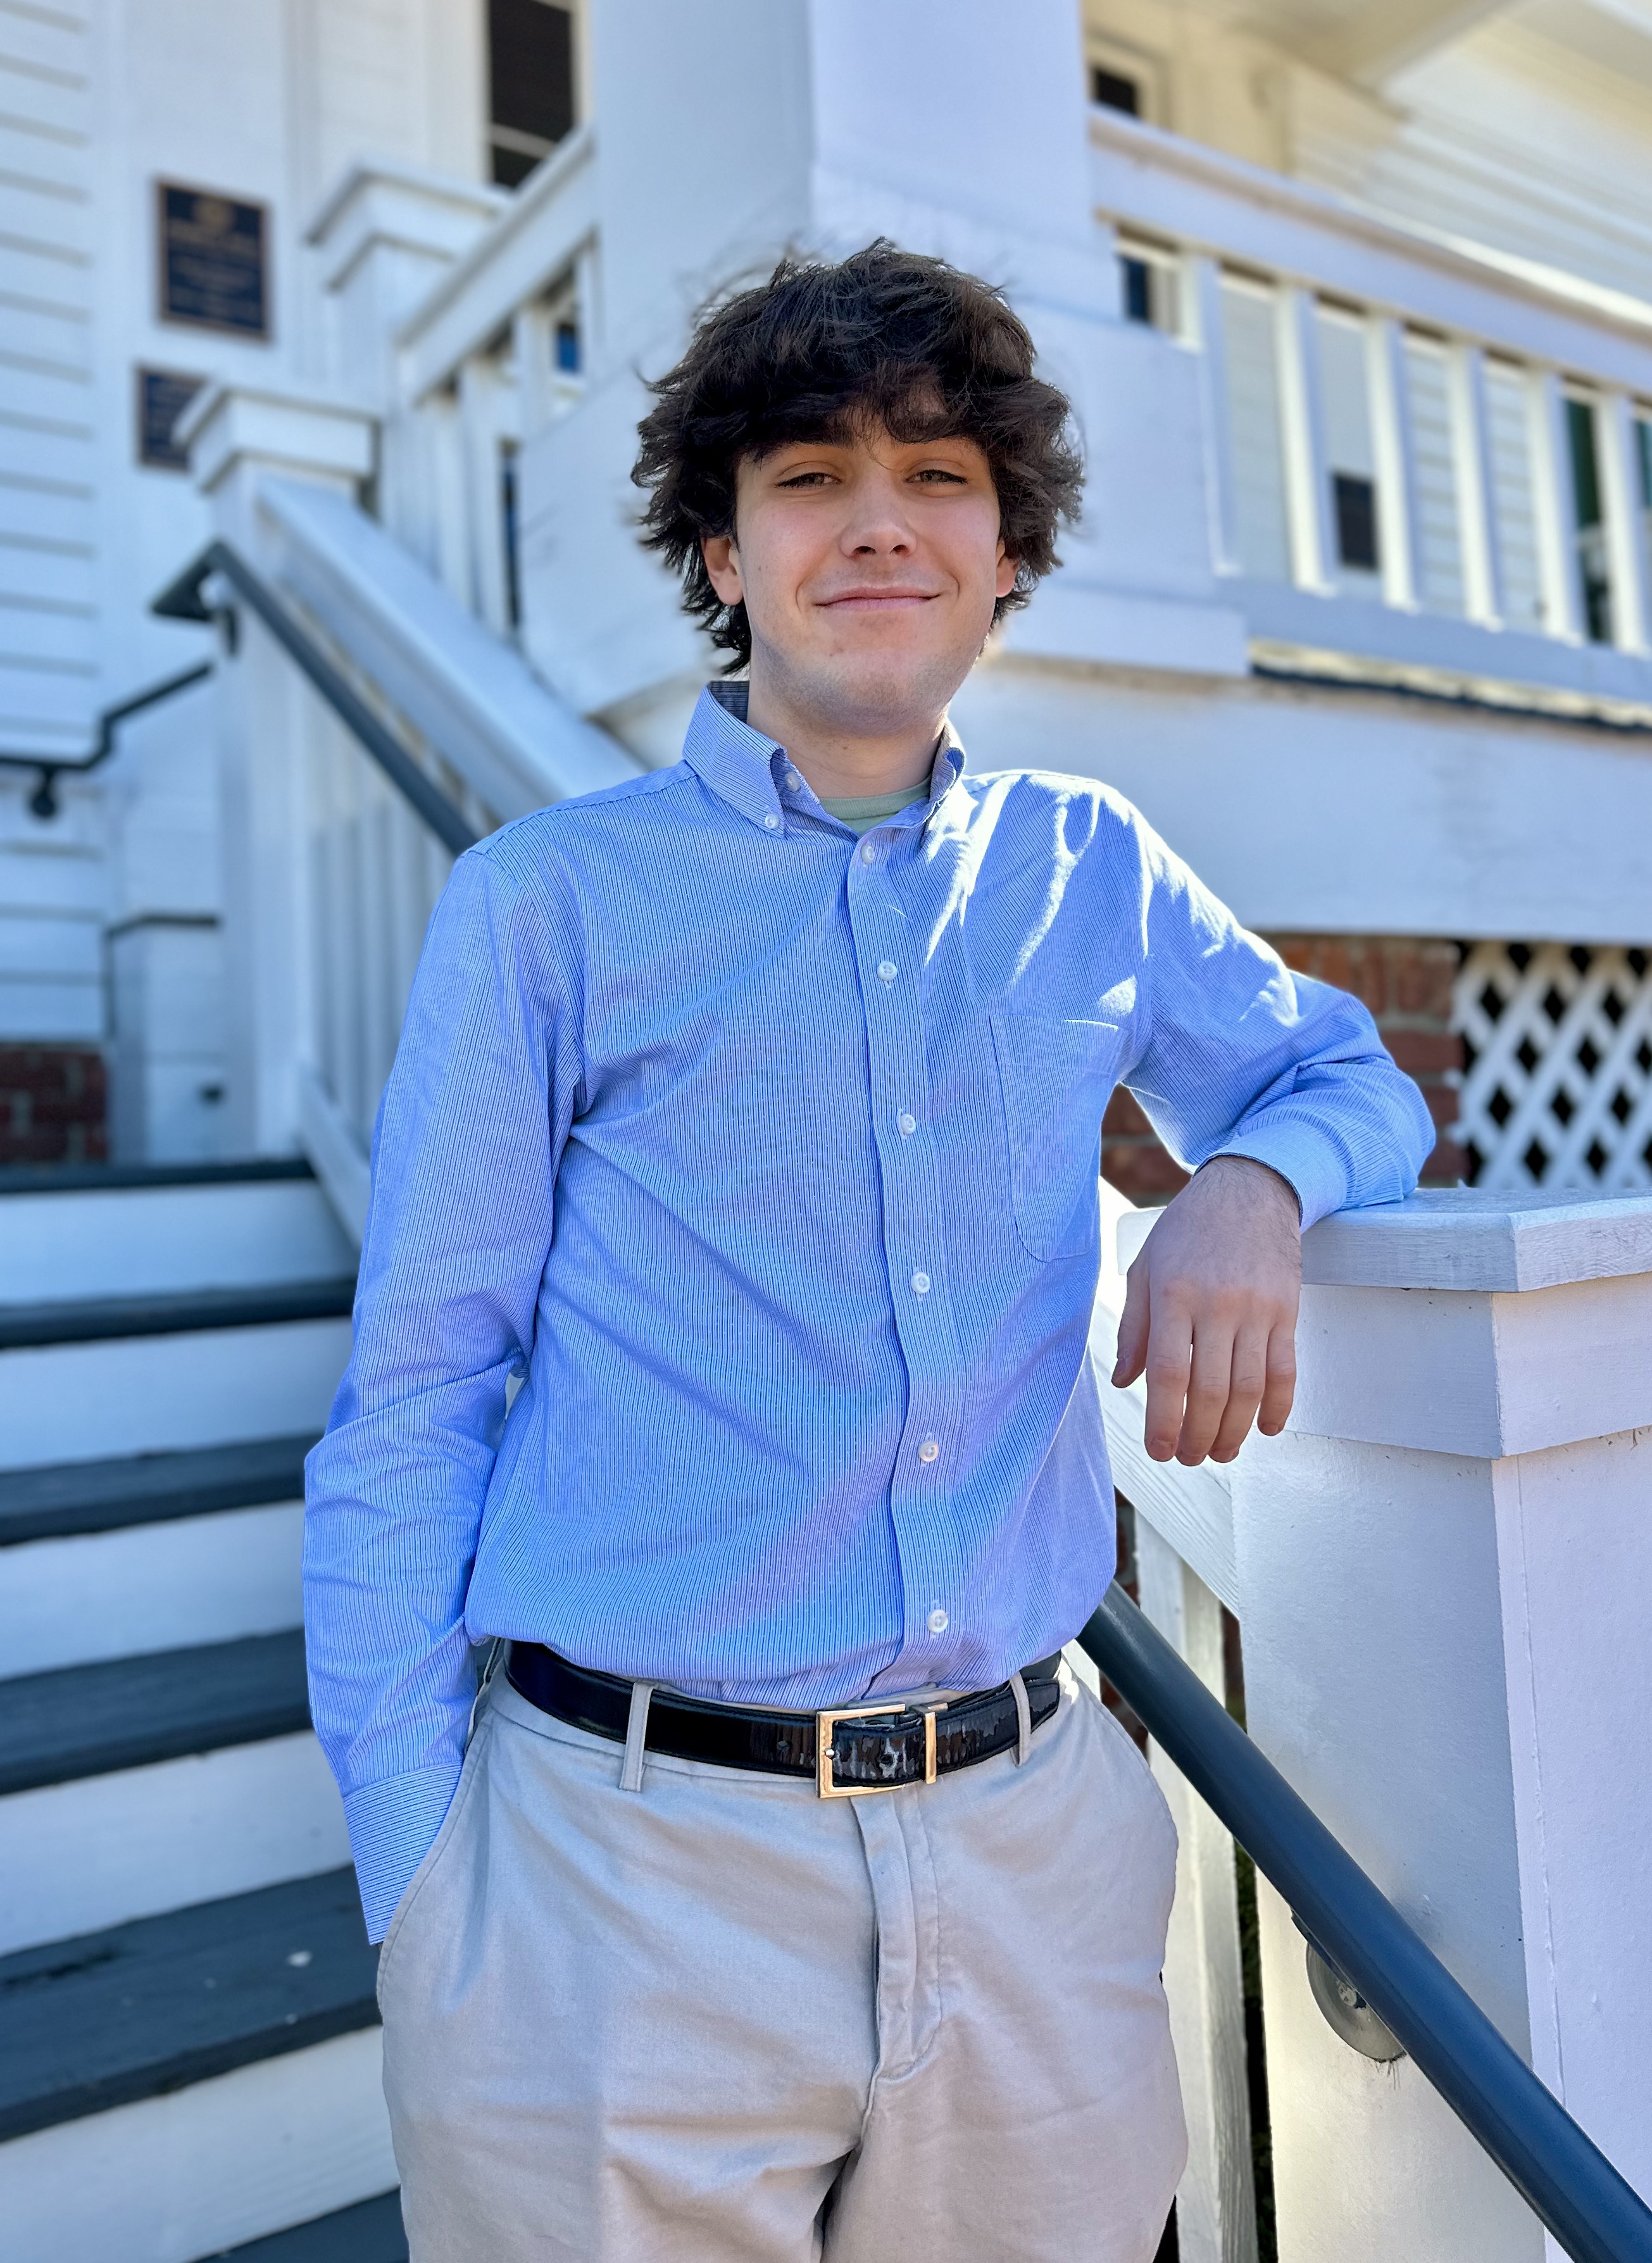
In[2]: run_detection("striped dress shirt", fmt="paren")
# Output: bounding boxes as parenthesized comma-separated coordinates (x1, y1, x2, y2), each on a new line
(305, 682, 1433, 1936)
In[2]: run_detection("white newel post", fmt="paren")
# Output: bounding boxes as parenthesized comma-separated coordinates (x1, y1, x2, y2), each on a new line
(1214, 1189, 1652, 2263)
(180, 387, 377, 1158)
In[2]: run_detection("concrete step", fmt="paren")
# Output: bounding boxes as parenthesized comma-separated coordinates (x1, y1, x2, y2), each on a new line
(0, 1876, 392, 2263)
(209, 2190, 406, 2262)
(0, 1314, 351, 1469)
(0, 1437, 313, 1676)
(0, 1160, 356, 1306)
(0, 1633, 349, 1953)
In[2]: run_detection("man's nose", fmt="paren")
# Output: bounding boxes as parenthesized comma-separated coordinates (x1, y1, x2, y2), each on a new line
(843, 473, 915, 554)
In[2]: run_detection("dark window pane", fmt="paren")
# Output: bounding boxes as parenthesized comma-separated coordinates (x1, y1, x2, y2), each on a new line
(491, 142, 541, 189)
(1120, 254, 1152, 325)
(1092, 65, 1140, 114)
(555, 318, 580, 372)
(1332, 472, 1379, 572)
(489, 0, 574, 146)
(136, 366, 206, 470)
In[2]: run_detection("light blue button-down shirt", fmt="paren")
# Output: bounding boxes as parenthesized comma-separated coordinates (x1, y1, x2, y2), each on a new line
(306, 682, 1432, 1935)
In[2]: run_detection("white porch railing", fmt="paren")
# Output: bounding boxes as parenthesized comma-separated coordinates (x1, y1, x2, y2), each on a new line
(1091, 104, 1652, 716)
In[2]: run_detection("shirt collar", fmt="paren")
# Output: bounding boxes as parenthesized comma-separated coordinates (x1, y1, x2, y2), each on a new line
(682, 679, 964, 837)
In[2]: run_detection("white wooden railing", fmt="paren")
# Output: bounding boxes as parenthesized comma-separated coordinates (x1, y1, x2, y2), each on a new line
(1090, 104, 1652, 712)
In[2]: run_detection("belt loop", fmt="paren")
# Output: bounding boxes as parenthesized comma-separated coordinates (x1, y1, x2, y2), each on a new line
(1010, 1671, 1032, 1766)
(619, 1681, 656, 1793)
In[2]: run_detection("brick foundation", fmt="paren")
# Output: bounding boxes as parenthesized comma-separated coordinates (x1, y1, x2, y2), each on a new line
(0, 1047, 108, 1168)
(1099, 934, 1465, 1202)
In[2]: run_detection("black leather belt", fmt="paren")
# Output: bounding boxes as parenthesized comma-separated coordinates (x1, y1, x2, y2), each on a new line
(507, 1643, 1064, 1796)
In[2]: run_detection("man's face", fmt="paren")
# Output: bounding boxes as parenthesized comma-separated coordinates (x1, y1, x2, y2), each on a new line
(701, 422, 1017, 739)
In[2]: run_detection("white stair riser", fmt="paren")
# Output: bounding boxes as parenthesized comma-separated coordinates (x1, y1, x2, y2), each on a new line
(0, 2026, 396, 2263)
(0, 1501, 304, 1676)
(0, 1181, 355, 1305)
(0, 1733, 352, 1957)
(0, 1319, 351, 1470)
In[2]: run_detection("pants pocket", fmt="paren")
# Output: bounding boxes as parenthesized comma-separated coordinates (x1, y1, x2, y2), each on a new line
(375, 1703, 494, 2013)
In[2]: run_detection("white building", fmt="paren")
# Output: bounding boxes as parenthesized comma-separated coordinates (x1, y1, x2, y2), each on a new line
(3, 6, 1652, 2261)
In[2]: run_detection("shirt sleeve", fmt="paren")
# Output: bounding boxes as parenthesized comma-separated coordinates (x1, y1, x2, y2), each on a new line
(303, 837, 582, 1940)
(1122, 815, 1436, 1227)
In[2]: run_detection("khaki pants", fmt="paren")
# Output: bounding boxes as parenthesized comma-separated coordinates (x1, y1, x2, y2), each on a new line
(378, 1663, 1186, 2262)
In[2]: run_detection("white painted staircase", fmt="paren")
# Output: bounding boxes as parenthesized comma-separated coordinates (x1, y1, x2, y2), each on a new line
(0, 1161, 406, 2263)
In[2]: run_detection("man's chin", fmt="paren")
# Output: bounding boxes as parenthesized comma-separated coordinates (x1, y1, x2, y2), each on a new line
(777, 647, 973, 736)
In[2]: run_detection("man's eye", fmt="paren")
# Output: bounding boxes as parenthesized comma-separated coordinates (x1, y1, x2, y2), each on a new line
(913, 468, 968, 485)
(777, 470, 833, 487)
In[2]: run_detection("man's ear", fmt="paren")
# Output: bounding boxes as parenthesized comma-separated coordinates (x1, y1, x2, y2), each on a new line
(702, 532, 743, 606)
(994, 541, 1018, 601)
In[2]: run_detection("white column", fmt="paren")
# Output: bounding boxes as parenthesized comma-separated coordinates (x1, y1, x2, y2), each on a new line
(1184, 253, 1241, 579)
(1273, 285, 1336, 596)
(1597, 390, 1651, 656)
(183, 386, 377, 1158)
(1365, 315, 1422, 611)
(1527, 368, 1584, 643)
(1210, 1190, 1652, 2263)
(1136, 1522, 1260, 2263)
(1449, 342, 1505, 628)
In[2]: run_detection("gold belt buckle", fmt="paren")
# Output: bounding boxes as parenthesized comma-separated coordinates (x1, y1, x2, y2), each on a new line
(815, 1703, 940, 1798)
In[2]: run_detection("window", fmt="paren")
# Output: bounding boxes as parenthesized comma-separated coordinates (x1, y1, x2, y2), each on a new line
(1315, 306, 1380, 592)
(489, 0, 575, 189)
(1565, 394, 1612, 644)
(1117, 238, 1179, 334)
(1086, 32, 1163, 123)
(1332, 474, 1378, 572)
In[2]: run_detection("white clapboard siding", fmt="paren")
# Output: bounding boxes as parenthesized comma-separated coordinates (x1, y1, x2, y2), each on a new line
(0, 0, 99, 757)
(0, 1317, 353, 1469)
(0, 1500, 304, 1676)
(1484, 359, 1547, 634)
(1402, 332, 1467, 615)
(0, 1177, 355, 1303)
(0, 2028, 397, 2263)
(0, 1733, 351, 1957)
(1220, 275, 1292, 583)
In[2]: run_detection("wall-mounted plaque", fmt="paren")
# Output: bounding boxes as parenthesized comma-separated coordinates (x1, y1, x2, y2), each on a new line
(136, 366, 206, 470)
(158, 182, 269, 338)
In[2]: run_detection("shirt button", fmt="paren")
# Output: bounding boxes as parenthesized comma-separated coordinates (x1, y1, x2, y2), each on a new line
(860, 841, 877, 863)
(927, 1607, 949, 1635)
(910, 1270, 930, 1295)
(918, 1438, 939, 1464)
(763, 812, 779, 829)
(877, 960, 898, 982)
(897, 1112, 917, 1136)
(787, 770, 804, 790)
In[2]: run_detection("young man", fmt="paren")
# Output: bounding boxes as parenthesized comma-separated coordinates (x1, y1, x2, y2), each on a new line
(306, 243, 1431, 2261)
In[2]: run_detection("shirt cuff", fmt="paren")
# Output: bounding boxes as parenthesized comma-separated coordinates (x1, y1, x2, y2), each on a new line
(1210, 1124, 1349, 1232)
(342, 1763, 465, 1943)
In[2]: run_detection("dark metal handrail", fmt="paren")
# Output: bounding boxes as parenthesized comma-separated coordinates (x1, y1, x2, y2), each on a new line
(0, 661, 213, 820)
(154, 542, 480, 857)
(1080, 1586, 1652, 2263)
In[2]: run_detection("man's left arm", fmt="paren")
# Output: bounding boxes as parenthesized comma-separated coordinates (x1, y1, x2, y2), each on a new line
(1110, 827, 1436, 1465)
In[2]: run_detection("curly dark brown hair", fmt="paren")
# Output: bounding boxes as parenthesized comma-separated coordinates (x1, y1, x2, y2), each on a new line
(631, 241, 1084, 668)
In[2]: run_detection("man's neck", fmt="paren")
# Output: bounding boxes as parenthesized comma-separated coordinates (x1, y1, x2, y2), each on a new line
(741, 667, 944, 803)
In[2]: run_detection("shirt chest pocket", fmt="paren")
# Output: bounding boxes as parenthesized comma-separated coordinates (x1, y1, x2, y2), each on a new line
(989, 1012, 1125, 1262)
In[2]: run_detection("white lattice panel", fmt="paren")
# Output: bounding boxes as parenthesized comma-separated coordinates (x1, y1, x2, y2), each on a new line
(1456, 943, 1652, 1191)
